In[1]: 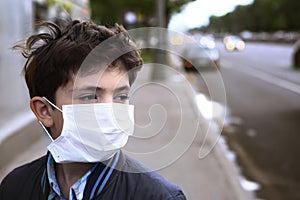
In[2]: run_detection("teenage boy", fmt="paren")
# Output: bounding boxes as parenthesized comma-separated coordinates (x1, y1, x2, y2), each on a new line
(0, 20, 186, 200)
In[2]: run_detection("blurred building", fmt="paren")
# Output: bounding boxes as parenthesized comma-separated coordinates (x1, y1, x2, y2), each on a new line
(0, 0, 33, 119)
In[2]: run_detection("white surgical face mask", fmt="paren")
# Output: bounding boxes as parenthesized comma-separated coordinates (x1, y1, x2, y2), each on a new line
(41, 97, 134, 163)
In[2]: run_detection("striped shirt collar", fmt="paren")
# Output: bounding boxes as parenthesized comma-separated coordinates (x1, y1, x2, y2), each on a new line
(44, 151, 120, 199)
(46, 153, 98, 200)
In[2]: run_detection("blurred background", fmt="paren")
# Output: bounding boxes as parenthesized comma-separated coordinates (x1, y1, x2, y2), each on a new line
(1, 0, 300, 199)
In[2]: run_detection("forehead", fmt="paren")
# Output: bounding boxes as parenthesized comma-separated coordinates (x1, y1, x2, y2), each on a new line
(54, 66, 130, 104)
(71, 66, 129, 90)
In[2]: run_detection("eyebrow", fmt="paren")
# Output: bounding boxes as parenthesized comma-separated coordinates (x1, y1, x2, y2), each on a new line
(71, 85, 130, 93)
(114, 85, 130, 93)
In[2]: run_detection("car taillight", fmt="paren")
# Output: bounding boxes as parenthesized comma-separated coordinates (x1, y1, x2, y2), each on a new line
(184, 60, 193, 68)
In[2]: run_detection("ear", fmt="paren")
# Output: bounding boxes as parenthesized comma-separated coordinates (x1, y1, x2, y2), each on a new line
(30, 96, 54, 128)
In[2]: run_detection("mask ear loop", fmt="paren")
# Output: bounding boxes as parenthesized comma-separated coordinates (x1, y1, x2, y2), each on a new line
(39, 97, 62, 142)
(39, 121, 54, 142)
(42, 97, 63, 112)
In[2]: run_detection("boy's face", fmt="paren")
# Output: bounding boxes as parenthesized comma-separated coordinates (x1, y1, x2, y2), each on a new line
(50, 66, 130, 139)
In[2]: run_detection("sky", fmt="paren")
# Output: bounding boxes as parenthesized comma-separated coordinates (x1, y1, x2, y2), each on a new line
(168, 0, 254, 32)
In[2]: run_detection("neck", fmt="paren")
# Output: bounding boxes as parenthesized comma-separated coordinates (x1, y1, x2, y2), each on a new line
(55, 162, 94, 198)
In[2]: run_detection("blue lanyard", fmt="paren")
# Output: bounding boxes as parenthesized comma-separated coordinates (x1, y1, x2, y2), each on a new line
(90, 151, 120, 199)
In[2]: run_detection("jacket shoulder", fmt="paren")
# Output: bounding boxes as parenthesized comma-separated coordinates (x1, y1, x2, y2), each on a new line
(0, 155, 46, 199)
(113, 153, 187, 199)
(133, 169, 186, 199)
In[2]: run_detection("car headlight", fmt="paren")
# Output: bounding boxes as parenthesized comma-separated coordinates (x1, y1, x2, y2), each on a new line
(236, 41, 245, 51)
(226, 42, 235, 51)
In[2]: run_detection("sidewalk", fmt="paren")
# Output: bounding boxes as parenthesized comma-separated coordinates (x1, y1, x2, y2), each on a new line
(130, 64, 253, 199)
(0, 64, 253, 200)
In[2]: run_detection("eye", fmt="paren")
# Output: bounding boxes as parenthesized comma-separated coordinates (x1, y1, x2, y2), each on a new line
(114, 93, 129, 103)
(78, 94, 98, 102)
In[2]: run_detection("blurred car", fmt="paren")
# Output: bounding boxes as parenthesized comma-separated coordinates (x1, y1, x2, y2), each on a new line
(292, 39, 300, 69)
(223, 35, 245, 51)
(182, 41, 220, 72)
(199, 35, 216, 49)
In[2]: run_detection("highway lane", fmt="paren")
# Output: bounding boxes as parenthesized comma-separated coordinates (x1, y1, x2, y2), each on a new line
(213, 41, 300, 199)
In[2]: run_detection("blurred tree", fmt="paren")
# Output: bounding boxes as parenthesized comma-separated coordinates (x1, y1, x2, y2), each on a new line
(279, 0, 300, 31)
(90, 0, 195, 28)
(203, 0, 300, 33)
(90, 0, 153, 26)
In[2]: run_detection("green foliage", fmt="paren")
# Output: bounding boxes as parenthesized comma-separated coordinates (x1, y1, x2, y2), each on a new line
(141, 49, 155, 63)
(204, 0, 300, 33)
(90, 0, 195, 27)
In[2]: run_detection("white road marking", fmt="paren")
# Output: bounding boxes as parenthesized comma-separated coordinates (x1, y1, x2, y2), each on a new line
(223, 62, 300, 95)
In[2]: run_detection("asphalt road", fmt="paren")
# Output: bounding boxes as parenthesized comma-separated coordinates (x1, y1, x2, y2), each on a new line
(195, 41, 300, 199)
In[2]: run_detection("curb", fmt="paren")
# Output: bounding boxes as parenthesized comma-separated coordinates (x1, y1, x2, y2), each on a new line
(0, 112, 42, 171)
(0, 111, 35, 145)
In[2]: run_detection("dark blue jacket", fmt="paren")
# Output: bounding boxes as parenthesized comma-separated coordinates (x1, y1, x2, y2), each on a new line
(0, 151, 186, 199)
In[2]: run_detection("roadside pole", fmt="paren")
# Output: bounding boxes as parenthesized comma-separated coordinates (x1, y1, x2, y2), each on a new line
(152, 0, 167, 81)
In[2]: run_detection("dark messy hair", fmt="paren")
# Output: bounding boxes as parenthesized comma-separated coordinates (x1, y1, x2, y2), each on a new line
(14, 19, 143, 103)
